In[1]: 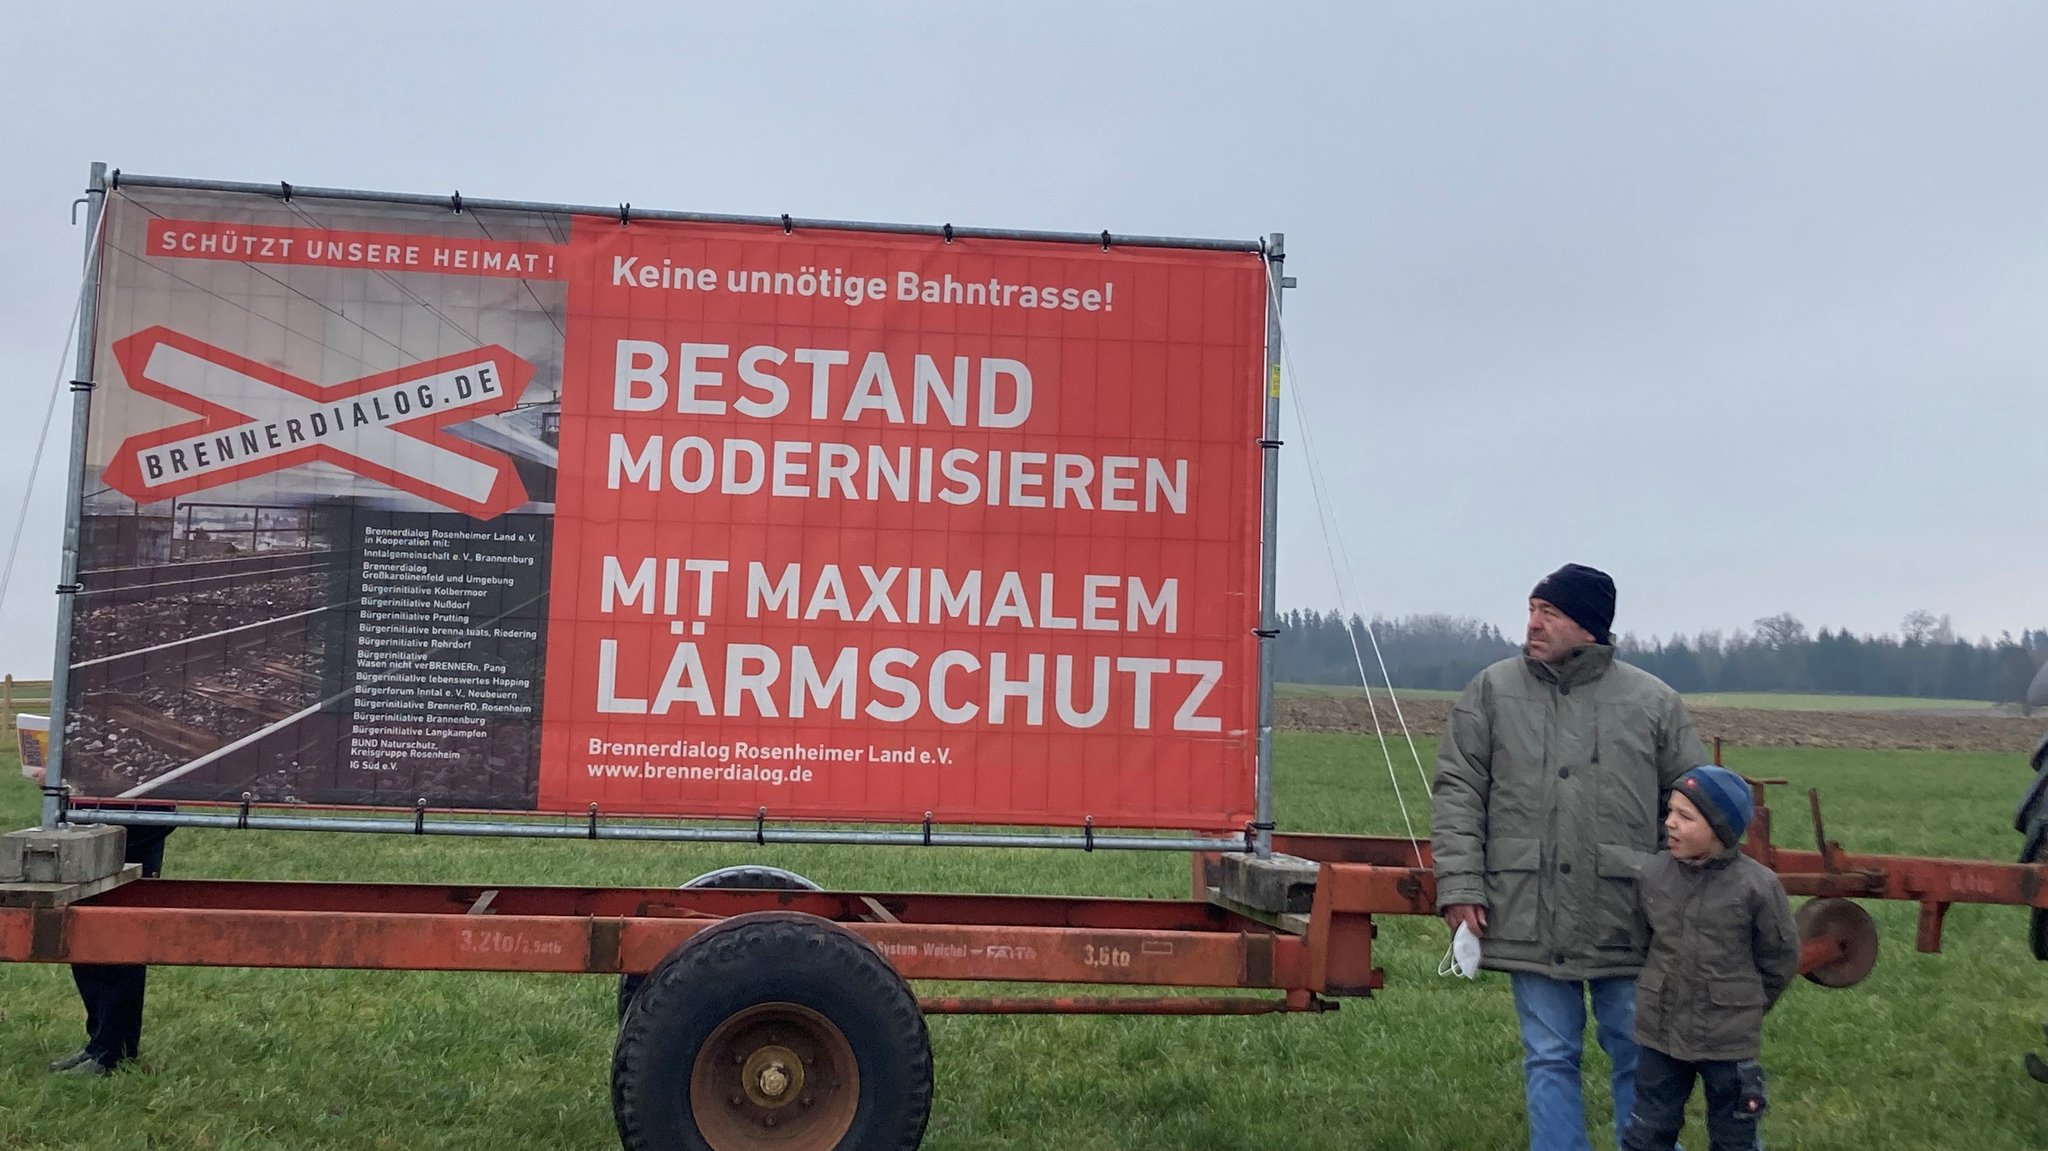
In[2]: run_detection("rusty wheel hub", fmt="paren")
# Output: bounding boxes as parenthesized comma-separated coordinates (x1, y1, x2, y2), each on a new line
(1797, 897, 1880, 988)
(691, 1003, 858, 1150)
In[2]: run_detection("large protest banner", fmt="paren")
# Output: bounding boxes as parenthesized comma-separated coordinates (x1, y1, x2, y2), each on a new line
(63, 183, 1267, 829)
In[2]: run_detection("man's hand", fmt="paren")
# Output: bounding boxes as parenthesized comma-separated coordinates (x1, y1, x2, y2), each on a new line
(1443, 904, 1487, 937)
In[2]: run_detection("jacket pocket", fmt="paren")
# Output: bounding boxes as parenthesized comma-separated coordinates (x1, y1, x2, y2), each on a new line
(1591, 844, 1649, 953)
(1483, 836, 1544, 943)
(1633, 965, 1666, 1037)
(1705, 977, 1767, 1052)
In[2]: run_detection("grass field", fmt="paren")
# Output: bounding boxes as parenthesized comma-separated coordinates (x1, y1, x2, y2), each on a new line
(0, 725, 2044, 1147)
(1277, 681, 2002, 713)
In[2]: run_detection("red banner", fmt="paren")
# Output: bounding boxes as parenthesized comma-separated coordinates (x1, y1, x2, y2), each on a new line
(70, 187, 1266, 830)
(537, 221, 1265, 826)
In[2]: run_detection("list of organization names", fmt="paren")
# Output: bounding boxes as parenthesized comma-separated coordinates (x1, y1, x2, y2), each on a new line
(346, 514, 547, 773)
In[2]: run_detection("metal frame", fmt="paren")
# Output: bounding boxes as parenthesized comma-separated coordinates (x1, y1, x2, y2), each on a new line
(6, 785, 2043, 1006)
(107, 171, 1267, 253)
(40, 162, 108, 829)
(1253, 234, 1286, 859)
(42, 164, 1287, 853)
(73, 805, 1248, 854)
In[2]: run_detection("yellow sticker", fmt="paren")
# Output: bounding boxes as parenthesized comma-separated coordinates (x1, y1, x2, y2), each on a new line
(1268, 364, 1282, 398)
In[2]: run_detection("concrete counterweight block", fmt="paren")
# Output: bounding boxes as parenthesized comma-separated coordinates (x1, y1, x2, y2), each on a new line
(0, 824, 127, 884)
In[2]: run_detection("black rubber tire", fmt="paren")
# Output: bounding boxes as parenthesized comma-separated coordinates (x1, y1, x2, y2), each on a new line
(611, 911, 933, 1151)
(618, 867, 823, 1020)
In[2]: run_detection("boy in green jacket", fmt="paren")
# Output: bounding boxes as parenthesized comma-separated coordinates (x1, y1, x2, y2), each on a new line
(1622, 765, 1800, 1151)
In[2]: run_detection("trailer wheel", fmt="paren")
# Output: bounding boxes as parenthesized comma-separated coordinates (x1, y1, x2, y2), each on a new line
(1798, 897, 1880, 988)
(612, 911, 931, 1151)
(619, 867, 824, 1020)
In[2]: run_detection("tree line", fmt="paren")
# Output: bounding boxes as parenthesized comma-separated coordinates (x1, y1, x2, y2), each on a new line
(1274, 609, 2048, 704)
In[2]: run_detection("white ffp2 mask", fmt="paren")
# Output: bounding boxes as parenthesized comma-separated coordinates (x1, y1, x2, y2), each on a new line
(1438, 921, 1482, 980)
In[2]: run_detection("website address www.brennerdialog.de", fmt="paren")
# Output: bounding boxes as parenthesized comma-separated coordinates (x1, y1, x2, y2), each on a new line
(584, 762, 816, 785)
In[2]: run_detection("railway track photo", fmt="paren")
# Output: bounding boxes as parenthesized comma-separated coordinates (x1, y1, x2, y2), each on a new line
(63, 543, 342, 799)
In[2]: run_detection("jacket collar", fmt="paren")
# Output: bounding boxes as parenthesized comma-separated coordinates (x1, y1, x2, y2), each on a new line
(1677, 842, 1744, 870)
(1524, 643, 1615, 689)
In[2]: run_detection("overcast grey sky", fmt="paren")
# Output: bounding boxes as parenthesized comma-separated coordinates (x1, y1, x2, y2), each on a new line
(3, 2, 2045, 676)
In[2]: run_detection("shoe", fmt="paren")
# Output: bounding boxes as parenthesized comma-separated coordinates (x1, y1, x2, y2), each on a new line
(52, 1048, 114, 1073)
(47, 1049, 94, 1073)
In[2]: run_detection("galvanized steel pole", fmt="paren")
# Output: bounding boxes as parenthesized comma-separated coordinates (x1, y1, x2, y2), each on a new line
(41, 162, 108, 828)
(67, 807, 1248, 853)
(1253, 234, 1287, 858)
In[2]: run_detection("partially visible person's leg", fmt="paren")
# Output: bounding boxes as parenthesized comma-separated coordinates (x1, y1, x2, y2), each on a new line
(1512, 973, 1594, 1151)
(1619, 1045, 1694, 1151)
(96, 965, 148, 1063)
(50, 966, 118, 1073)
(1590, 975, 1642, 1144)
(1699, 1059, 1764, 1151)
(54, 826, 169, 1075)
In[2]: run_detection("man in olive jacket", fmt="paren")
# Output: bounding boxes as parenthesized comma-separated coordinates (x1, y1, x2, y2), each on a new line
(1431, 563, 1706, 1151)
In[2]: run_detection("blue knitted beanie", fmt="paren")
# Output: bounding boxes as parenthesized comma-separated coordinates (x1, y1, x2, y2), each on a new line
(1675, 765, 1754, 847)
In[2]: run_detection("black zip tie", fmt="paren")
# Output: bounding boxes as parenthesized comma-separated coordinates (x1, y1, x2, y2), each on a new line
(1257, 438, 1285, 448)
(1101, 230, 1112, 250)
(46, 785, 72, 825)
(237, 792, 253, 830)
(1247, 820, 1277, 852)
(108, 169, 121, 190)
(279, 181, 292, 202)
(942, 223, 954, 243)
(755, 806, 768, 845)
(1253, 628, 1280, 638)
(587, 803, 600, 840)
(69, 379, 95, 393)
(781, 213, 792, 234)
(413, 798, 427, 835)
(55, 583, 81, 595)
(1083, 816, 1095, 852)
(922, 811, 934, 847)
(451, 191, 463, 214)
(619, 202, 631, 225)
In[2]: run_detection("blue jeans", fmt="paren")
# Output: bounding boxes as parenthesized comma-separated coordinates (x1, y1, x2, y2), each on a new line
(1511, 972, 1640, 1151)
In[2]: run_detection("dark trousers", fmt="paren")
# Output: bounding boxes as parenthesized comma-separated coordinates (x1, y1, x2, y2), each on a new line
(1620, 1043, 1766, 1151)
(71, 827, 169, 1069)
